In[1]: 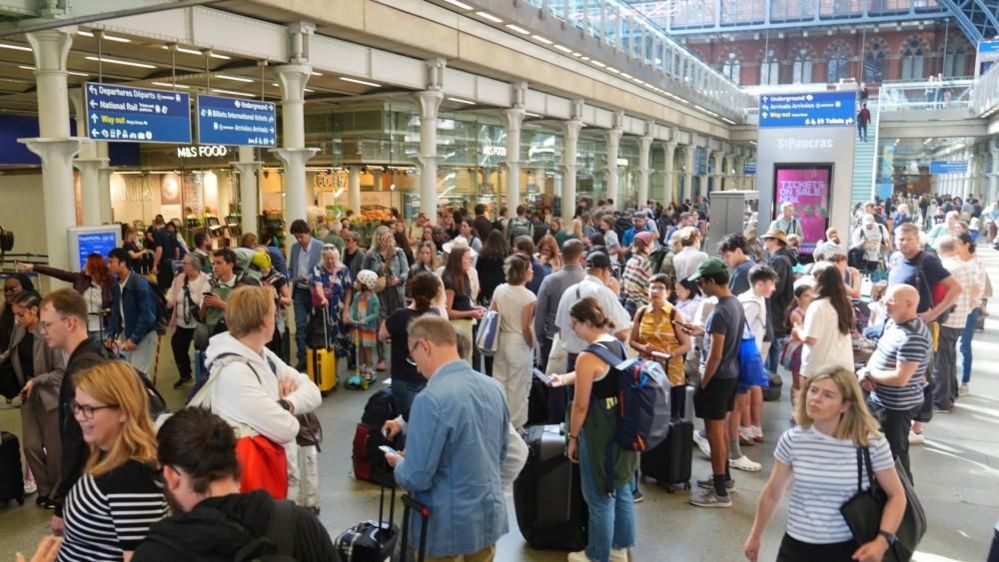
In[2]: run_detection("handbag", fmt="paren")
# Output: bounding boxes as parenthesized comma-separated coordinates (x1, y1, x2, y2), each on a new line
(236, 433, 289, 499)
(475, 309, 500, 356)
(840, 447, 927, 562)
(737, 322, 769, 388)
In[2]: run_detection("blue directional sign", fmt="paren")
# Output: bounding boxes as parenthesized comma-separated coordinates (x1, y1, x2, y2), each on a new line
(743, 161, 757, 175)
(196, 95, 276, 147)
(978, 40, 999, 55)
(84, 82, 191, 144)
(930, 161, 969, 175)
(759, 91, 857, 128)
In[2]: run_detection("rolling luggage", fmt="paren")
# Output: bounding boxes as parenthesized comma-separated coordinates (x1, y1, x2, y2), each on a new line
(335, 485, 399, 562)
(640, 385, 694, 492)
(306, 307, 337, 394)
(513, 424, 587, 551)
(0, 431, 25, 506)
(352, 389, 397, 487)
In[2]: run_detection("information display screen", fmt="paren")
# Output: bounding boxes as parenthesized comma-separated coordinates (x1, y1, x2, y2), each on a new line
(772, 164, 832, 255)
(68, 227, 121, 272)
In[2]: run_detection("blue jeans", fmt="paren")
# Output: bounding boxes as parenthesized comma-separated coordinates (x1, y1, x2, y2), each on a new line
(578, 432, 636, 562)
(391, 378, 426, 421)
(960, 308, 982, 384)
(293, 288, 312, 365)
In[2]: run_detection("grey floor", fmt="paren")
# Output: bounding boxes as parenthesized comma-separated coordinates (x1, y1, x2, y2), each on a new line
(4, 255, 999, 562)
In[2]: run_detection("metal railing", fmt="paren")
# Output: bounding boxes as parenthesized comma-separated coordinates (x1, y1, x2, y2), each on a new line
(878, 78, 976, 112)
(972, 63, 999, 117)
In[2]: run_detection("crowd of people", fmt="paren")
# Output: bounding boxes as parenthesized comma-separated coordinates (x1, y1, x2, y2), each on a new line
(0, 189, 991, 562)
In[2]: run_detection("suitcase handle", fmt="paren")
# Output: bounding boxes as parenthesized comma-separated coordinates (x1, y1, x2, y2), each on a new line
(399, 494, 431, 562)
(378, 484, 397, 542)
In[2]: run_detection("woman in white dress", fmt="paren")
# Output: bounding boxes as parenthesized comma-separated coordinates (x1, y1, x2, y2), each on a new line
(490, 254, 537, 432)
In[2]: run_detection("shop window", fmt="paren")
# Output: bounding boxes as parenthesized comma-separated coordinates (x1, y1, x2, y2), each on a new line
(900, 38, 926, 80)
(721, 51, 741, 85)
(760, 49, 780, 85)
(864, 41, 886, 83)
(827, 43, 851, 82)
(792, 47, 813, 84)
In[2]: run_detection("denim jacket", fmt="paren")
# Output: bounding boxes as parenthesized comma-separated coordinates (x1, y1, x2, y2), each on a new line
(289, 237, 324, 289)
(109, 272, 158, 345)
(393, 360, 510, 558)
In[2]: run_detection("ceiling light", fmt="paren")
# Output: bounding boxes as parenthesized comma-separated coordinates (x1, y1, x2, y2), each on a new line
(217, 74, 253, 83)
(448, 97, 475, 105)
(312, 71, 323, 76)
(581, 56, 591, 61)
(84, 56, 156, 69)
(525, 112, 541, 117)
(151, 81, 190, 89)
(68, 70, 89, 77)
(442, 0, 473, 9)
(591, 61, 606, 67)
(210, 88, 256, 98)
(505, 24, 530, 34)
(209, 53, 230, 60)
(304, 88, 314, 93)
(78, 30, 94, 37)
(722, 117, 736, 125)
(572, 52, 582, 57)
(0, 43, 32, 52)
(103, 34, 130, 43)
(164, 45, 203, 55)
(621, 73, 633, 79)
(554, 45, 573, 53)
(339, 76, 382, 88)
(475, 11, 503, 23)
(607, 67, 620, 74)
(532, 35, 553, 45)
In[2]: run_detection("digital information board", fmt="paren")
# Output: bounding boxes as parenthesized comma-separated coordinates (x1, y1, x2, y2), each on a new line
(760, 92, 857, 128)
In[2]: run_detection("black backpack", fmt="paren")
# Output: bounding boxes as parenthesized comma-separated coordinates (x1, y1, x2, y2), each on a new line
(141, 276, 170, 335)
(613, 217, 631, 240)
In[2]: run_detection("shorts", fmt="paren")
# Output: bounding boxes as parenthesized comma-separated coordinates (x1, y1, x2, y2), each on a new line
(694, 376, 739, 421)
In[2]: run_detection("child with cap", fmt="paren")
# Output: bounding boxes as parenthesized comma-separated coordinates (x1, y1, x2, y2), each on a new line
(350, 269, 381, 379)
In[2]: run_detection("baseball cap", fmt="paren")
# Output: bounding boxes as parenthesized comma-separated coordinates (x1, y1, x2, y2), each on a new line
(687, 257, 727, 281)
(585, 251, 613, 270)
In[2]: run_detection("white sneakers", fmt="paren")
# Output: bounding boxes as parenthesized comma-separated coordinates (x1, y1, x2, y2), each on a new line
(23, 479, 37, 495)
(959, 383, 970, 397)
(908, 430, 925, 445)
(567, 548, 629, 562)
(692, 430, 711, 457)
(730, 455, 762, 472)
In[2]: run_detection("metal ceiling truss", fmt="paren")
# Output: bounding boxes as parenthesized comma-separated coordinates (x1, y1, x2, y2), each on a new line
(0, 0, 223, 36)
(938, 0, 999, 44)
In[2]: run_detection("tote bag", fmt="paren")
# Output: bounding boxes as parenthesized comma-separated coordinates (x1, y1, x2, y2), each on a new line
(476, 309, 500, 356)
(738, 322, 770, 389)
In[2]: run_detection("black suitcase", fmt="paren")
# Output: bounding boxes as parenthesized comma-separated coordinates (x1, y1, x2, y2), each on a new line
(335, 485, 399, 562)
(0, 431, 25, 506)
(513, 424, 587, 551)
(641, 386, 694, 492)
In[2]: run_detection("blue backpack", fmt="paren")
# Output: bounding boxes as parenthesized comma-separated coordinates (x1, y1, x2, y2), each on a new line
(586, 343, 672, 453)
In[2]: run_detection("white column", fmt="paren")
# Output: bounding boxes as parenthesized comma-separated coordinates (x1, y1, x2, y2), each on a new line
(415, 90, 444, 223)
(638, 132, 653, 207)
(963, 152, 975, 198)
(711, 150, 725, 193)
(348, 165, 362, 215)
(561, 115, 583, 219)
(233, 146, 260, 235)
(68, 87, 106, 226)
(662, 141, 677, 204)
(19, 27, 84, 271)
(96, 142, 113, 223)
(683, 146, 695, 202)
(605, 127, 623, 209)
(271, 63, 318, 247)
(503, 107, 525, 209)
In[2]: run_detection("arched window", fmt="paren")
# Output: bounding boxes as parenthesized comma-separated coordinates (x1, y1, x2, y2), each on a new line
(900, 38, 926, 81)
(721, 51, 741, 84)
(792, 46, 813, 84)
(864, 40, 886, 83)
(827, 43, 850, 82)
(943, 44, 968, 78)
(760, 48, 780, 85)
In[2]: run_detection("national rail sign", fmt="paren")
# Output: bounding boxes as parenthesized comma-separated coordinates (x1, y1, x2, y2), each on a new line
(83, 82, 191, 144)
(930, 161, 969, 175)
(196, 94, 276, 147)
(759, 91, 857, 129)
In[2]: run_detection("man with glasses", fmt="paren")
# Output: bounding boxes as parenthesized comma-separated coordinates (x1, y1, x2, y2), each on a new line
(289, 219, 324, 370)
(39, 289, 107, 535)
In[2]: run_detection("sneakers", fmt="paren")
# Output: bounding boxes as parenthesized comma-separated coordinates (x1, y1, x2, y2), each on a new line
(959, 384, 970, 397)
(730, 455, 763, 472)
(689, 489, 732, 508)
(567, 549, 629, 562)
(738, 427, 756, 446)
(697, 477, 735, 492)
(692, 430, 711, 457)
(750, 426, 764, 443)
(632, 489, 644, 503)
(23, 479, 37, 495)
(173, 376, 192, 389)
(908, 430, 925, 445)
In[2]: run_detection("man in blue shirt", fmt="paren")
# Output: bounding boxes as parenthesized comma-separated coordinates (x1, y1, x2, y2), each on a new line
(288, 219, 324, 369)
(385, 315, 510, 561)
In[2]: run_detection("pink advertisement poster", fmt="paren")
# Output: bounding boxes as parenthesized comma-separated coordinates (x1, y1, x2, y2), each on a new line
(773, 166, 830, 255)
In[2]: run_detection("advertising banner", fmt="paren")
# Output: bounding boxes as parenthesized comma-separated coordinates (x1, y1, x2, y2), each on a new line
(773, 165, 832, 255)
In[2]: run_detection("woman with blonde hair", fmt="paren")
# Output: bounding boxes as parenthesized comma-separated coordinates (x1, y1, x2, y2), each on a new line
(58, 361, 168, 561)
(362, 226, 410, 371)
(312, 244, 354, 357)
(743, 368, 906, 562)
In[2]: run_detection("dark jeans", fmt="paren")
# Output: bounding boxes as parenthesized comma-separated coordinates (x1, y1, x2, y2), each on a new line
(867, 398, 919, 483)
(293, 287, 312, 366)
(157, 263, 174, 296)
(392, 378, 427, 421)
(777, 534, 857, 562)
(960, 308, 982, 384)
(933, 325, 962, 410)
(171, 326, 195, 380)
(858, 123, 868, 141)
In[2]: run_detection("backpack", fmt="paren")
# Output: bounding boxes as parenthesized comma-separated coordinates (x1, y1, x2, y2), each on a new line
(140, 275, 170, 335)
(78, 350, 169, 420)
(913, 252, 955, 324)
(585, 342, 672, 453)
(508, 217, 531, 243)
(613, 217, 631, 240)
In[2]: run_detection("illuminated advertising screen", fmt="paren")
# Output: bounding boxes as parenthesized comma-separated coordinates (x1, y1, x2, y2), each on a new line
(772, 165, 832, 255)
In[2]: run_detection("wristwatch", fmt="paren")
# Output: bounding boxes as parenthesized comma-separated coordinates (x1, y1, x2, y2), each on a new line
(877, 530, 898, 547)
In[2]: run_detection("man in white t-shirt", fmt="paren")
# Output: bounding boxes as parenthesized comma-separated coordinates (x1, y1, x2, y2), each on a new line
(555, 251, 632, 363)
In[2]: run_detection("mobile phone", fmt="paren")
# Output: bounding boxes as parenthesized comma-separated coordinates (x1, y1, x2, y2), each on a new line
(378, 445, 398, 456)
(651, 350, 671, 360)
(532, 368, 553, 386)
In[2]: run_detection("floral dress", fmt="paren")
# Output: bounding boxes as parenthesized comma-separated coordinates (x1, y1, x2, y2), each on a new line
(311, 265, 354, 357)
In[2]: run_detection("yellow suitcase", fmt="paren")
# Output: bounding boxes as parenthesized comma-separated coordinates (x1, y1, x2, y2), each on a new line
(307, 346, 337, 394)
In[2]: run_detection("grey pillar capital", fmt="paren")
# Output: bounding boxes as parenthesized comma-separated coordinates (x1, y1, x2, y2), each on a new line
(273, 64, 313, 110)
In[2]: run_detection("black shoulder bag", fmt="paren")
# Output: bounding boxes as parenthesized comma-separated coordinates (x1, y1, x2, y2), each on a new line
(840, 447, 926, 561)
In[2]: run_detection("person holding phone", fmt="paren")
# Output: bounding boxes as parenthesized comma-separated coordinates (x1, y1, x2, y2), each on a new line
(630, 274, 690, 387)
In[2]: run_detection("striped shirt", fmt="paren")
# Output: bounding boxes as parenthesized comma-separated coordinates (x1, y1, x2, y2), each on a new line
(869, 318, 931, 410)
(58, 460, 168, 562)
(621, 254, 653, 308)
(774, 427, 893, 544)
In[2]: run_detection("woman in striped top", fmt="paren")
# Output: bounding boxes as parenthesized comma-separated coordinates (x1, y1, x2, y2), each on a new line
(57, 361, 168, 562)
(743, 368, 907, 562)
